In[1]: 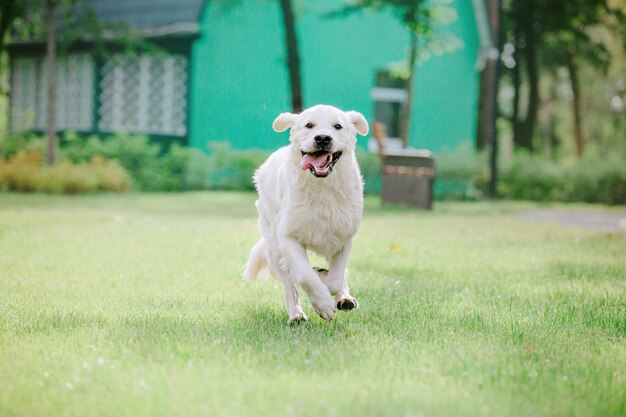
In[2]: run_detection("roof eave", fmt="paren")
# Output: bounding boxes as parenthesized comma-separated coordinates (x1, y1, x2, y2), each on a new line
(8, 22, 200, 48)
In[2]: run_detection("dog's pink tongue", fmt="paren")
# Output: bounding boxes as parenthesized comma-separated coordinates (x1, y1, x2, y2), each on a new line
(301, 153, 331, 171)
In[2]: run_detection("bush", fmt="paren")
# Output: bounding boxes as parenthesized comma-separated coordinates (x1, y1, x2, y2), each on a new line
(0, 150, 131, 193)
(6, 132, 621, 204)
(62, 133, 162, 190)
(435, 141, 487, 200)
(0, 132, 46, 159)
(204, 141, 268, 191)
(356, 148, 382, 194)
(572, 156, 626, 205)
(498, 153, 626, 205)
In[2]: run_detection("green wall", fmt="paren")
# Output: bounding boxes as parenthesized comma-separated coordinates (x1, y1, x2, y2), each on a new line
(411, 0, 480, 151)
(189, 0, 479, 153)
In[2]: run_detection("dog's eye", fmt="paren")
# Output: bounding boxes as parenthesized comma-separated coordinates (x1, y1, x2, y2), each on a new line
(305, 123, 314, 129)
(334, 124, 342, 130)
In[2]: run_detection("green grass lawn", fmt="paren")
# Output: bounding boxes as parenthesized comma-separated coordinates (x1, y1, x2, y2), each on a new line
(1, 192, 624, 417)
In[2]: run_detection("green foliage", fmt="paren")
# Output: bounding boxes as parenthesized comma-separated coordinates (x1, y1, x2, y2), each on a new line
(435, 141, 488, 200)
(204, 141, 267, 191)
(1, 132, 391, 193)
(62, 133, 163, 190)
(1, 133, 267, 192)
(328, 0, 456, 39)
(4, 133, 622, 203)
(63, 134, 215, 191)
(431, 142, 626, 204)
(0, 150, 131, 193)
(499, 152, 626, 205)
(0, 132, 46, 159)
(500, 0, 626, 153)
(356, 147, 382, 194)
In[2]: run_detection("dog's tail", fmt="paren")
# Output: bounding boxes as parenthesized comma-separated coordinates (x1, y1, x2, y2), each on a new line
(243, 239, 267, 282)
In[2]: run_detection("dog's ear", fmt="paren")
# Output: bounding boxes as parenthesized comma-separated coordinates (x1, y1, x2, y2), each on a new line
(272, 112, 296, 132)
(347, 111, 369, 136)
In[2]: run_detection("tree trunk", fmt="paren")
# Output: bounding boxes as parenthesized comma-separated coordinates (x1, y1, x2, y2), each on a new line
(511, 30, 522, 145)
(566, 51, 584, 157)
(279, 0, 303, 113)
(46, 0, 57, 165)
(400, 30, 418, 149)
(516, 11, 538, 152)
(476, 0, 500, 151)
(476, 61, 495, 149)
(486, 0, 501, 199)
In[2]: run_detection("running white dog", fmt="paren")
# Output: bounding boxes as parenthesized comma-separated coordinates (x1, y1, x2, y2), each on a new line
(244, 104, 369, 323)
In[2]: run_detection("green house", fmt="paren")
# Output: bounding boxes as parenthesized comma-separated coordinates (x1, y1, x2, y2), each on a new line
(7, 0, 491, 153)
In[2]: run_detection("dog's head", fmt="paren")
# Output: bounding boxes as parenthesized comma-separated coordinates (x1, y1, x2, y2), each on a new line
(272, 105, 368, 178)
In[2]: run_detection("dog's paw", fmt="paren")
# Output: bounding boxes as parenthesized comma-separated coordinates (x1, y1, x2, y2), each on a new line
(337, 296, 359, 311)
(288, 313, 308, 325)
(311, 293, 336, 321)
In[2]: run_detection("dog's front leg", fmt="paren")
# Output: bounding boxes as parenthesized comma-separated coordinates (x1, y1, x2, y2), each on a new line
(324, 240, 359, 311)
(281, 238, 336, 321)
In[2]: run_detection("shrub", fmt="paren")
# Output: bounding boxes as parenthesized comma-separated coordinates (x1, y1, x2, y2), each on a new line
(62, 133, 162, 190)
(498, 152, 567, 201)
(496, 152, 626, 205)
(572, 155, 626, 205)
(5, 132, 622, 204)
(434, 142, 487, 200)
(0, 132, 46, 159)
(0, 150, 131, 194)
(356, 148, 382, 194)
(204, 141, 268, 191)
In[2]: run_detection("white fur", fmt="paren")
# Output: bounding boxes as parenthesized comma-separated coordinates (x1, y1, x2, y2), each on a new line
(244, 104, 368, 323)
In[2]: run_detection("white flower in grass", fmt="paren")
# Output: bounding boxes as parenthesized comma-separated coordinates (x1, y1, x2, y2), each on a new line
(97, 357, 105, 366)
(65, 382, 74, 390)
(138, 379, 150, 390)
(43, 371, 49, 378)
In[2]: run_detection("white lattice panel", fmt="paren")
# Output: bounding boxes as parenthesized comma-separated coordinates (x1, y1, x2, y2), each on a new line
(10, 58, 38, 131)
(10, 54, 94, 132)
(99, 54, 187, 136)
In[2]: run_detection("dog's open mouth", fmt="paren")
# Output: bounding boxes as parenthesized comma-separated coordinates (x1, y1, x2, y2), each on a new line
(300, 150, 343, 177)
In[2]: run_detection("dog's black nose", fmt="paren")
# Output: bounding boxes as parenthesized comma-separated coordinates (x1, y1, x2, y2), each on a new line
(314, 135, 332, 146)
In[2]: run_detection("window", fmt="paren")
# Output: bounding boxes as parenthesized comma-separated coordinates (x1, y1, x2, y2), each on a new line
(10, 54, 94, 132)
(98, 54, 188, 136)
(369, 70, 408, 151)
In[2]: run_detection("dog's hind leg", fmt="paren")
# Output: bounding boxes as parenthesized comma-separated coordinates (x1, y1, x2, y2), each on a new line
(282, 280, 307, 325)
(264, 246, 308, 324)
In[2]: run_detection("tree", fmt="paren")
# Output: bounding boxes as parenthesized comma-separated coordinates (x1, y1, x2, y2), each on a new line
(478, 0, 501, 198)
(46, 0, 56, 165)
(1, 0, 63, 164)
(502, 0, 625, 155)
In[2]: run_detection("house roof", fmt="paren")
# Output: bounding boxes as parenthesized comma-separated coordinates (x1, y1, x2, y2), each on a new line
(81, 0, 205, 30)
(9, 0, 204, 46)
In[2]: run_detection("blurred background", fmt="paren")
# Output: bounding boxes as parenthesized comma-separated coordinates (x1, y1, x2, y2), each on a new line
(0, 0, 625, 204)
